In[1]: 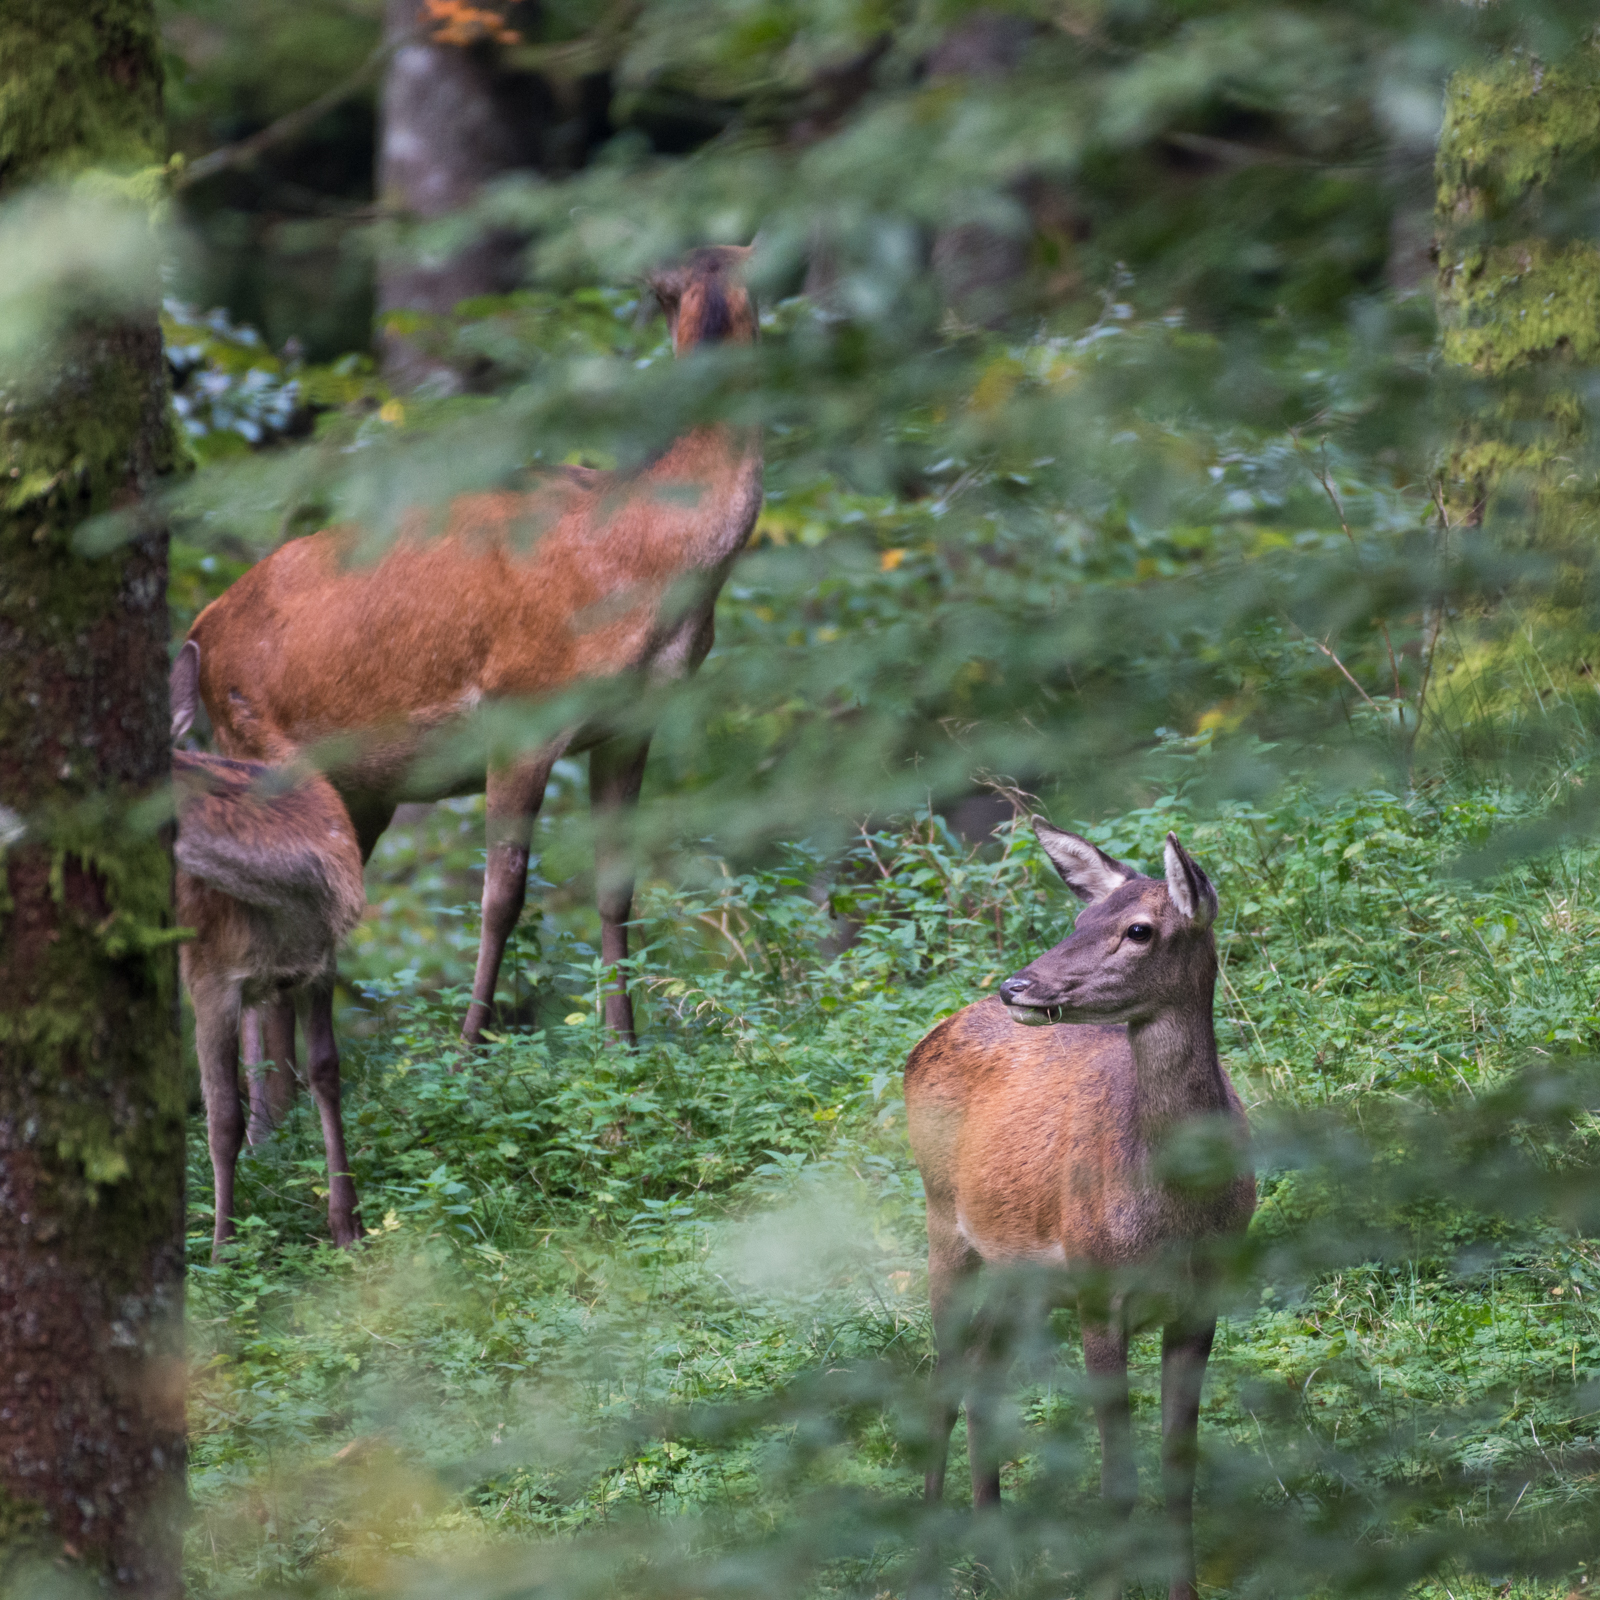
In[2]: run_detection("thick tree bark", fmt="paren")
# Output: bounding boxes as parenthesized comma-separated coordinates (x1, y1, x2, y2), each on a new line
(925, 12, 1036, 327)
(376, 0, 554, 392)
(0, 5, 185, 1596)
(1436, 44, 1600, 542)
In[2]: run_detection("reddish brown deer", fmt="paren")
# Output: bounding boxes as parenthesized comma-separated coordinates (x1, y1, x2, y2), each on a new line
(172, 640, 367, 1259)
(905, 820, 1254, 1600)
(184, 245, 761, 1061)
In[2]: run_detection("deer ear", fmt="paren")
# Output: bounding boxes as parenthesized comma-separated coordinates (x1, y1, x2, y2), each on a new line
(170, 640, 200, 744)
(648, 265, 687, 308)
(1164, 832, 1217, 928)
(1032, 818, 1136, 904)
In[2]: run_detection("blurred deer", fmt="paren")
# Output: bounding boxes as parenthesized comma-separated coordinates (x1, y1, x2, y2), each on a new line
(172, 641, 366, 1259)
(185, 245, 761, 1060)
(905, 821, 1254, 1600)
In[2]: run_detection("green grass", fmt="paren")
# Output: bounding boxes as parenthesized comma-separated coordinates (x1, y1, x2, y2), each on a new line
(183, 769, 1600, 1599)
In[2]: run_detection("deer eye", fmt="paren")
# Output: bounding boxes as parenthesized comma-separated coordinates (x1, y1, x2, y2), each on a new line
(1126, 923, 1155, 944)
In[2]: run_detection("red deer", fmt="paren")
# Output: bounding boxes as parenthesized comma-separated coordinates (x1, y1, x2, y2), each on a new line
(183, 245, 760, 1061)
(172, 641, 366, 1259)
(904, 820, 1254, 1600)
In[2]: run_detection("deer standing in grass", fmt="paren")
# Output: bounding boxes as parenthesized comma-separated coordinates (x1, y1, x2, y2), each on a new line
(905, 820, 1254, 1600)
(183, 246, 761, 1079)
(171, 641, 367, 1259)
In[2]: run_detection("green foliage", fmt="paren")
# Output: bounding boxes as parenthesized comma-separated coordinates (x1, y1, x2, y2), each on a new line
(34, 3, 1600, 1595)
(184, 767, 1600, 1597)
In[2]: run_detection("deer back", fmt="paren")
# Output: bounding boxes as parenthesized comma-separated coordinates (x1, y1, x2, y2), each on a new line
(185, 248, 762, 782)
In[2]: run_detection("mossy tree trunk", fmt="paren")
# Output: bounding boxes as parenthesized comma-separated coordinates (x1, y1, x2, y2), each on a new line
(0, 4, 185, 1596)
(1436, 43, 1600, 548)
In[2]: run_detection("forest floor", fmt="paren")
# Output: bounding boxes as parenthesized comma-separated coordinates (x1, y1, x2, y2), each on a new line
(182, 770, 1600, 1600)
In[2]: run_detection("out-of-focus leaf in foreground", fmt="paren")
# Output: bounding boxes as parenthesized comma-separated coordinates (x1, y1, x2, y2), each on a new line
(0, 188, 167, 391)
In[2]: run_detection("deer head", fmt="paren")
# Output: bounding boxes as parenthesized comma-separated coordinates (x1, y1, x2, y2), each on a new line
(649, 244, 757, 353)
(998, 819, 1218, 1027)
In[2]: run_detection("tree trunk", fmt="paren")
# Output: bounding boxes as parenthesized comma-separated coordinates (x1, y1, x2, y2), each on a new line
(1436, 44, 1600, 543)
(0, 5, 185, 1596)
(376, 0, 554, 392)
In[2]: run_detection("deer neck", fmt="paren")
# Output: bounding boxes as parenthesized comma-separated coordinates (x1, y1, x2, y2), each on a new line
(639, 422, 763, 565)
(1124, 991, 1226, 1145)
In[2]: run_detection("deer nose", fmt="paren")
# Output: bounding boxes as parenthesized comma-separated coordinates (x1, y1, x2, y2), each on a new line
(998, 976, 1032, 1005)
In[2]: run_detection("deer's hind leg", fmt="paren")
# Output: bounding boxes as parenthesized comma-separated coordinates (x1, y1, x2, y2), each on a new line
(305, 977, 361, 1248)
(191, 971, 247, 1261)
(243, 995, 299, 1145)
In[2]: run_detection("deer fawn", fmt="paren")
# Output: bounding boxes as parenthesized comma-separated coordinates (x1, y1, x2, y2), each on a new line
(182, 245, 761, 1071)
(905, 820, 1254, 1600)
(172, 641, 367, 1260)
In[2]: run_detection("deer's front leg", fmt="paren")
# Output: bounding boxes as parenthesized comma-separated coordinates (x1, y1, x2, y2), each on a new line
(1082, 1307, 1135, 1600)
(1159, 1316, 1215, 1600)
(1081, 1313, 1135, 1513)
(589, 735, 651, 1045)
(464, 751, 562, 1045)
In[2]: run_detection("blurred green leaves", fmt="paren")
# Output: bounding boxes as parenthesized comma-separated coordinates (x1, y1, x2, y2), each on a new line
(68, 4, 1600, 1590)
(186, 786, 1600, 1597)
(0, 187, 167, 394)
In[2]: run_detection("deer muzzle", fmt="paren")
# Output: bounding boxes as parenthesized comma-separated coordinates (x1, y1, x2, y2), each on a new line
(998, 974, 1065, 1026)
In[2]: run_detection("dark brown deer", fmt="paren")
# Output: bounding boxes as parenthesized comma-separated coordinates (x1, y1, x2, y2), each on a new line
(904, 820, 1254, 1600)
(172, 641, 367, 1259)
(184, 245, 760, 1062)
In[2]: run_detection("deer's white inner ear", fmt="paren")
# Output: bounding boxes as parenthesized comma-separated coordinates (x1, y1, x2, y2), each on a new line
(1033, 818, 1135, 904)
(1163, 833, 1216, 928)
(170, 638, 200, 744)
(1164, 837, 1196, 919)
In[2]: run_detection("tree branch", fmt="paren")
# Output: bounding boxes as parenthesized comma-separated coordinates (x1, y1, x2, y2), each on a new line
(1282, 611, 1380, 713)
(175, 35, 403, 192)
(1293, 429, 1405, 703)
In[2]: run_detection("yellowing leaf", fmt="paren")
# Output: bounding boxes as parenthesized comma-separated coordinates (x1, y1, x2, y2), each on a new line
(971, 357, 1023, 414)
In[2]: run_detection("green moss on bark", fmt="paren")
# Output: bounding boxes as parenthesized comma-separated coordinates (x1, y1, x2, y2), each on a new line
(0, 6, 185, 1595)
(1436, 44, 1600, 551)
(0, 2, 164, 185)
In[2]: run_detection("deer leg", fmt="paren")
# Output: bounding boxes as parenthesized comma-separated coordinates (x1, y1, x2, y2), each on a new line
(590, 735, 650, 1044)
(463, 753, 561, 1044)
(912, 1214, 983, 1600)
(305, 980, 361, 1248)
(1082, 1309, 1135, 1600)
(1082, 1313, 1136, 1514)
(924, 1211, 981, 1504)
(961, 1273, 1016, 1511)
(192, 976, 247, 1262)
(244, 994, 298, 1145)
(1159, 1317, 1215, 1600)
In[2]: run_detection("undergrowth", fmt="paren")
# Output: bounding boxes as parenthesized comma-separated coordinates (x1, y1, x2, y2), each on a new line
(185, 758, 1600, 1599)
